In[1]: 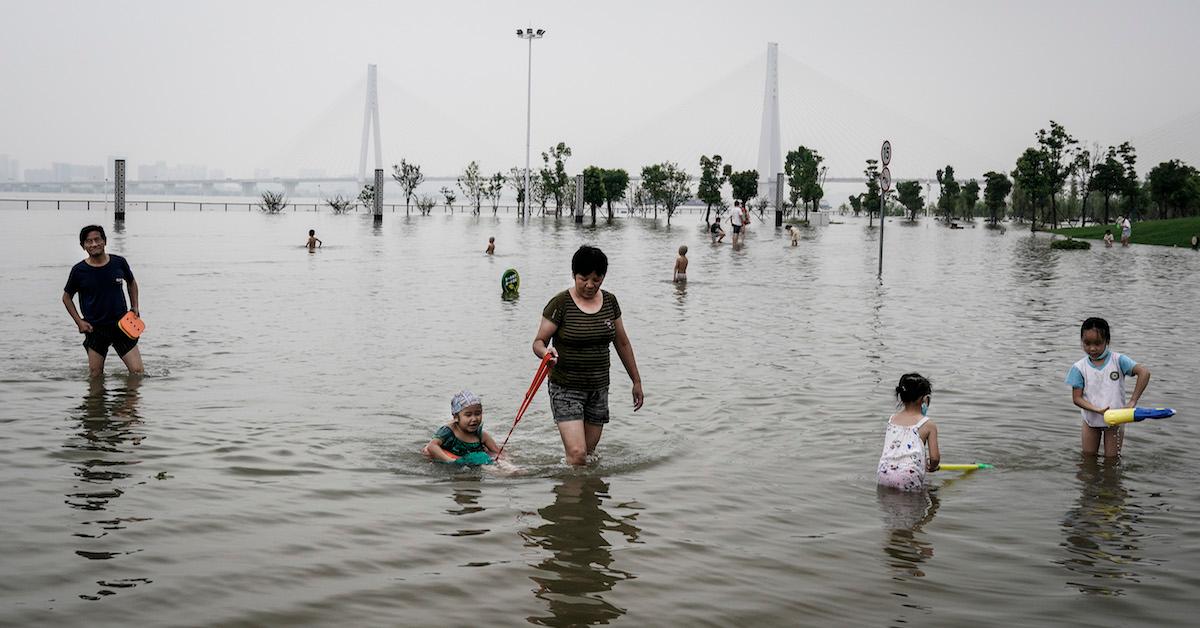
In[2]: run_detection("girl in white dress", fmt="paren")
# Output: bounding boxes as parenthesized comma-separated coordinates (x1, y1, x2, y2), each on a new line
(878, 373, 941, 491)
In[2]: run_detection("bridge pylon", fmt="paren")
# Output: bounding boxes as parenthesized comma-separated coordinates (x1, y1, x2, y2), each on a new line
(358, 64, 383, 184)
(756, 43, 782, 204)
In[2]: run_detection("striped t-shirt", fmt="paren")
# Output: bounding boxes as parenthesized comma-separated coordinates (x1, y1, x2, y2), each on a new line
(542, 289, 621, 391)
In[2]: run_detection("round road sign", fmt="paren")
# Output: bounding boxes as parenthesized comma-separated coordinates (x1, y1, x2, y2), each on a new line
(881, 140, 892, 166)
(880, 166, 892, 192)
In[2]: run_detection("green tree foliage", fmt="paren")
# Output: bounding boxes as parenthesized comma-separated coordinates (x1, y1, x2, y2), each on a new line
(1147, 159, 1200, 219)
(601, 168, 629, 221)
(582, 166, 606, 224)
(457, 161, 485, 215)
(485, 171, 506, 215)
(258, 190, 288, 214)
(356, 185, 374, 211)
(960, 179, 980, 219)
(1091, 147, 1125, 225)
(391, 159, 424, 216)
(540, 142, 572, 216)
(1072, 145, 1100, 226)
(935, 165, 960, 223)
(982, 171, 1013, 225)
(1116, 141, 1139, 219)
(697, 155, 731, 223)
(1035, 120, 1079, 229)
(848, 194, 863, 216)
(641, 164, 667, 219)
(784, 146, 825, 219)
(506, 167, 528, 214)
(896, 180, 924, 221)
(643, 162, 691, 225)
(728, 170, 759, 208)
(862, 160, 882, 223)
(1011, 149, 1050, 227)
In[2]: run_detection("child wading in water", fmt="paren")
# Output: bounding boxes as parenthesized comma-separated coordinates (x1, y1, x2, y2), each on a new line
(673, 245, 688, 282)
(306, 229, 322, 250)
(878, 373, 940, 491)
(785, 224, 800, 246)
(709, 216, 726, 243)
(1066, 317, 1151, 457)
(422, 390, 499, 463)
(486, 236, 495, 255)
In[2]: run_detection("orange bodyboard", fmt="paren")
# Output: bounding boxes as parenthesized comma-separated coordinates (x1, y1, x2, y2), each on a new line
(117, 311, 145, 339)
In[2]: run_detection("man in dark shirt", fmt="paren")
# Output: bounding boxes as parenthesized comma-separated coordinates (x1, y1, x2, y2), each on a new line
(62, 225, 144, 377)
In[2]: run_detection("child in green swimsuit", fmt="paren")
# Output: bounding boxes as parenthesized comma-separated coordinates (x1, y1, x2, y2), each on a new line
(422, 390, 499, 464)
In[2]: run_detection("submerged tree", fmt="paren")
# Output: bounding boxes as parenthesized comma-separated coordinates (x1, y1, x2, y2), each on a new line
(728, 170, 759, 213)
(457, 161, 485, 215)
(935, 165, 960, 223)
(439, 186, 456, 214)
(784, 146, 824, 220)
(895, 180, 924, 221)
(601, 168, 629, 221)
(959, 179, 980, 219)
(863, 159, 882, 224)
(258, 190, 289, 214)
(982, 171, 1013, 225)
(697, 154, 731, 223)
(391, 159, 424, 216)
(1035, 120, 1079, 230)
(324, 193, 354, 215)
(541, 142, 573, 216)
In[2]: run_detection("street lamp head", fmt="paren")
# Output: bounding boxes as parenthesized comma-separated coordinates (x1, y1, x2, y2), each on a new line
(516, 29, 524, 36)
(535, 28, 545, 36)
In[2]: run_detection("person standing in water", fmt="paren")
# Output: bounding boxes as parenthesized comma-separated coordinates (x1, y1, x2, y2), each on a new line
(486, 236, 495, 255)
(306, 229, 322, 250)
(533, 245, 643, 466)
(62, 225, 144, 378)
(673, 245, 688, 283)
(1066, 317, 1151, 458)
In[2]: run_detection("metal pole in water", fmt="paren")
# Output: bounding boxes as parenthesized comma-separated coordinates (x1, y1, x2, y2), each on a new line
(114, 159, 126, 221)
(373, 168, 384, 224)
(775, 172, 785, 227)
(573, 174, 584, 224)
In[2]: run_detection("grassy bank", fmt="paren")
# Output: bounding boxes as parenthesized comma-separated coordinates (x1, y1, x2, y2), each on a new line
(1050, 216, 1200, 248)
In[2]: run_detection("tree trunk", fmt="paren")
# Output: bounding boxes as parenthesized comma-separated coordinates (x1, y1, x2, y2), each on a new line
(1103, 195, 1110, 224)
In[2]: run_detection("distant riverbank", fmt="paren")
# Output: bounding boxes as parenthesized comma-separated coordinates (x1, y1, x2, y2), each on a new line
(1050, 216, 1200, 248)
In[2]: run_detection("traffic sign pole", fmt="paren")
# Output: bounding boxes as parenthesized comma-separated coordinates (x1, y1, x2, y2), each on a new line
(878, 141, 891, 280)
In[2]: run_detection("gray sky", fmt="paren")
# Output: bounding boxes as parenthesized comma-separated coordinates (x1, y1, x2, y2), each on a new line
(3, 0, 1198, 180)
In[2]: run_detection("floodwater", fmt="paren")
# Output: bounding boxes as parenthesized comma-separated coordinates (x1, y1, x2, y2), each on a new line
(1, 208, 1197, 627)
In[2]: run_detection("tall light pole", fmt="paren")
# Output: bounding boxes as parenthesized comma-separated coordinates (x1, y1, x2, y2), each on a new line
(516, 27, 545, 220)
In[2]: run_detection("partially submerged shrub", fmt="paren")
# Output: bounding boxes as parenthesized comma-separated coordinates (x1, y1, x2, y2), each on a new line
(258, 190, 288, 214)
(1051, 237, 1091, 250)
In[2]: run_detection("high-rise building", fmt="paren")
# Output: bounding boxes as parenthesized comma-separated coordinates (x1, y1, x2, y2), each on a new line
(0, 155, 19, 182)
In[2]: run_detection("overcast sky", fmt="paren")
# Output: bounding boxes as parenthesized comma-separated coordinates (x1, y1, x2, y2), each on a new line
(3, 0, 1198, 180)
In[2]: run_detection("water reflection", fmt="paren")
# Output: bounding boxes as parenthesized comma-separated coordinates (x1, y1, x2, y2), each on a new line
(64, 376, 152, 599)
(1058, 457, 1146, 595)
(522, 476, 641, 627)
(877, 486, 940, 579)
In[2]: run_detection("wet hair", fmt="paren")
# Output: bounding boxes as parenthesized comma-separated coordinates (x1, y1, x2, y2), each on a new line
(79, 224, 106, 245)
(1080, 317, 1111, 343)
(308, 229, 315, 236)
(488, 236, 495, 242)
(571, 245, 608, 277)
(678, 245, 688, 255)
(895, 373, 932, 404)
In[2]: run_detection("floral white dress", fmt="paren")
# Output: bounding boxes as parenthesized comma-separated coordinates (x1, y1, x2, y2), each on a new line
(877, 415, 930, 491)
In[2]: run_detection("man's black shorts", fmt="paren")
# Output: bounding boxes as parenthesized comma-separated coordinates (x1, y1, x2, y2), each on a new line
(83, 324, 138, 358)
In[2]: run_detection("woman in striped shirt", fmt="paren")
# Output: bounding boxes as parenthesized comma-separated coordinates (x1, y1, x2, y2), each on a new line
(533, 245, 644, 466)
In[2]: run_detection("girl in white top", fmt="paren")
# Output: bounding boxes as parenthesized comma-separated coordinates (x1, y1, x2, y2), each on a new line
(1066, 317, 1151, 457)
(878, 373, 941, 491)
